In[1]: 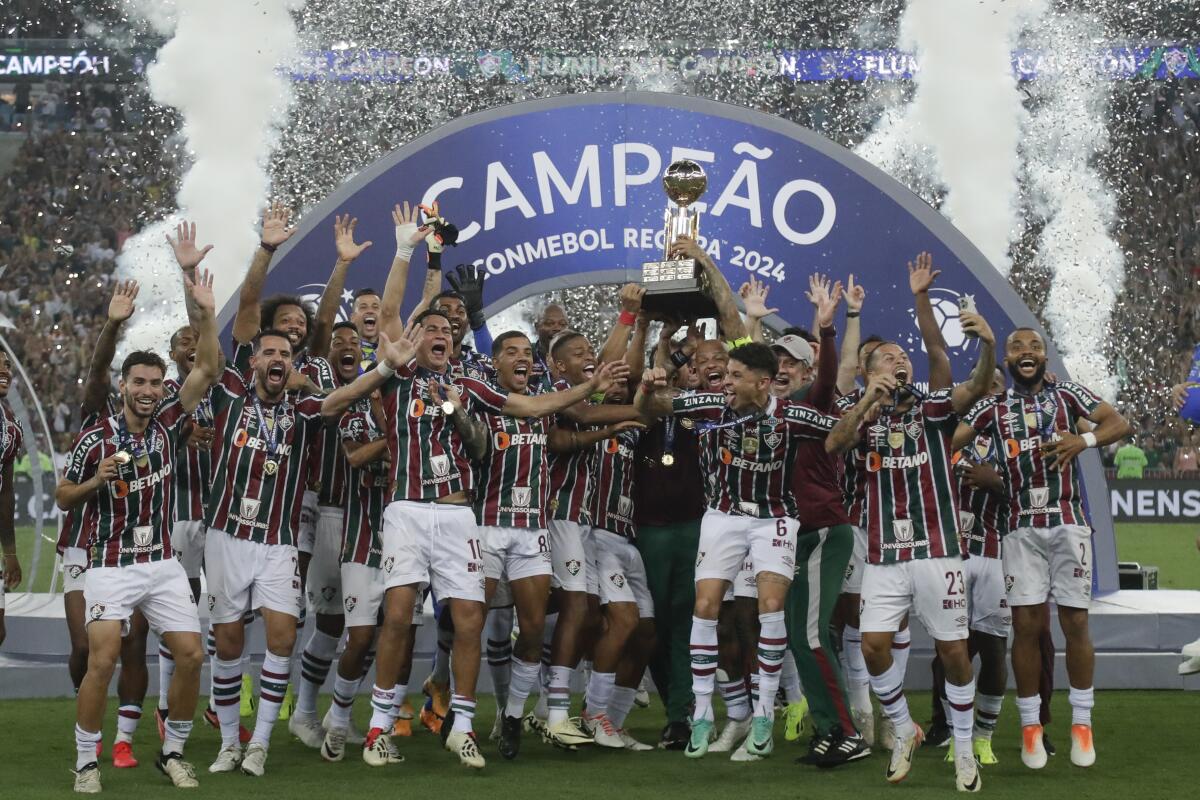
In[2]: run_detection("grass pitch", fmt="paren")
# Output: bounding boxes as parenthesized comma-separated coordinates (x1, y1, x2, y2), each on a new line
(3, 690, 1193, 799)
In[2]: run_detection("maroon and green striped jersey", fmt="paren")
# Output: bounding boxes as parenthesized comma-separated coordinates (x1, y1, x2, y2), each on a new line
(338, 399, 388, 566)
(474, 408, 551, 528)
(836, 388, 866, 527)
(0, 402, 24, 491)
(380, 363, 508, 503)
(163, 378, 212, 522)
(65, 400, 190, 568)
(547, 380, 595, 523)
(952, 433, 1007, 559)
(588, 426, 642, 539)
(672, 393, 833, 519)
(205, 366, 325, 545)
(966, 382, 1101, 530)
(854, 389, 961, 565)
(313, 371, 350, 508)
(56, 401, 113, 556)
(449, 346, 494, 383)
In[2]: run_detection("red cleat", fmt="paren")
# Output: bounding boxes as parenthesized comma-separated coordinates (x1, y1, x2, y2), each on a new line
(204, 706, 252, 743)
(96, 740, 103, 757)
(112, 740, 138, 768)
(156, 708, 168, 742)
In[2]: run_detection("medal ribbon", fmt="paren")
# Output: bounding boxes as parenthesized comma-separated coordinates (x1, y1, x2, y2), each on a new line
(117, 410, 157, 465)
(250, 381, 286, 467)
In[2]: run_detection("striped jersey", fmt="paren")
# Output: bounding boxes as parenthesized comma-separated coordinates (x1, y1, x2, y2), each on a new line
(474, 408, 551, 529)
(56, 400, 113, 556)
(547, 381, 595, 523)
(449, 345, 495, 383)
(0, 402, 24, 492)
(65, 400, 190, 568)
(338, 398, 389, 566)
(952, 433, 1007, 559)
(163, 377, 212, 522)
(380, 363, 509, 503)
(205, 366, 325, 545)
(313, 371, 350, 508)
(588, 426, 641, 539)
(854, 389, 961, 565)
(672, 393, 834, 519)
(836, 388, 866, 527)
(966, 382, 1102, 530)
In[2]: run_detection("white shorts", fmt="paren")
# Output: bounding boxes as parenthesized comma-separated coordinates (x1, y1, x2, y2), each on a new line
(173, 519, 207, 580)
(860, 557, 969, 642)
(593, 529, 654, 618)
(841, 525, 868, 594)
(695, 509, 798, 585)
(341, 561, 387, 628)
(966, 555, 1010, 638)
(297, 490, 319, 554)
(381, 501, 484, 603)
(722, 555, 758, 602)
(84, 558, 200, 636)
(1003, 525, 1093, 609)
(307, 506, 345, 615)
(205, 531, 302, 624)
(548, 519, 597, 595)
(482, 525, 553, 584)
(62, 547, 88, 593)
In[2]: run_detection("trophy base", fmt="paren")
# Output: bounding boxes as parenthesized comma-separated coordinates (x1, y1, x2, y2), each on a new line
(640, 259, 718, 318)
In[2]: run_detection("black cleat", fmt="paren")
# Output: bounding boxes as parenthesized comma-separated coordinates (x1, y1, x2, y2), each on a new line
(816, 731, 871, 769)
(657, 721, 690, 751)
(1043, 731, 1057, 756)
(498, 715, 522, 760)
(796, 732, 832, 765)
(923, 720, 952, 748)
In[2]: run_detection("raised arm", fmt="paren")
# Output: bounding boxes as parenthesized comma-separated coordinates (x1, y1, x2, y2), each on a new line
(83, 280, 138, 415)
(343, 437, 389, 469)
(233, 201, 294, 345)
(949, 311, 996, 415)
(312, 214, 373, 359)
(598, 284, 645, 366)
(445, 264, 492, 353)
(740, 276, 778, 344)
(837, 275, 865, 395)
(826, 372, 894, 454)
(909, 252, 952, 390)
(625, 313, 649, 387)
(501, 361, 629, 419)
(164, 220, 213, 326)
(380, 201, 431, 341)
(548, 420, 645, 453)
(806, 275, 843, 410)
(670, 235, 746, 341)
(632, 366, 675, 419)
(177, 269, 220, 412)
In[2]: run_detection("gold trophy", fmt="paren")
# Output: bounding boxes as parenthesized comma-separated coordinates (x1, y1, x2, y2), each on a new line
(640, 159, 718, 317)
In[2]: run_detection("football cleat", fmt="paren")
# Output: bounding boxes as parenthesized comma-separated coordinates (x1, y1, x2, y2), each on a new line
(924, 719, 952, 748)
(1070, 724, 1096, 767)
(240, 743, 267, 777)
(203, 707, 251, 743)
(617, 729, 653, 751)
(851, 707, 875, 748)
(658, 720, 690, 751)
(288, 711, 325, 749)
(156, 707, 168, 742)
(582, 712, 624, 749)
(392, 701, 414, 737)
(112, 741, 138, 769)
(1178, 655, 1200, 676)
(885, 724, 924, 783)
(815, 731, 871, 769)
(709, 716, 751, 753)
(1042, 731, 1057, 757)
(879, 716, 896, 751)
(1181, 637, 1200, 659)
(446, 730, 486, 769)
(797, 732, 832, 765)
(1021, 724, 1048, 769)
(208, 744, 243, 773)
(634, 675, 651, 708)
(423, 677, 450, 718)
(156, 752, 199, 788)
(239, 675, 255, 718)
(783, 698, 810, 742)
(362, 728, 403, 767)
(954, 746, 982, 792)
(277, 685, 295, 722)
(346, 718, 365, 745)
(489, 713, 503, 744)
(321, 727, 347, 762)
(498, 715, 522, 760)
(743, 716, 774, 757)
(543, 717, 593, 749)
(973, 738, 998, 765)
(73, 762, 101, 794)
(685, 718, 715, 759)
(523, 712, 548, 738)
(730, 739, 762, 762)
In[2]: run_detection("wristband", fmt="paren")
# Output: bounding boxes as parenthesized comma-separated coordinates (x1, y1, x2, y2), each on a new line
(427, 250, 442, 271)
(395, 244, 415, 262)
(725, 336, 753, 350)
(1081, 432, 1097, 449)
(259, 241, 277, 254)
(670, 349, 692, 369)
(845, 311, 860, 318)
(376, 361, 395, 379)
(618, 310, 637, 326)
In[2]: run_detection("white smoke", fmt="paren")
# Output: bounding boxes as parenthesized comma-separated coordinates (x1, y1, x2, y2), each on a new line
(116, 0, 304, 355)
(1024, 14, 1123, 400)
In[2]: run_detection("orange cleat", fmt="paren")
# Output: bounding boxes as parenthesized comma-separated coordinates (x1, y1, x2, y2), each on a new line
(112, 740, 138, 769)
(419, 701, 444, 735)
(1021, 724, 1048, 770)
(392, 701, 414, 737)
(1069, 724, 1095, 767)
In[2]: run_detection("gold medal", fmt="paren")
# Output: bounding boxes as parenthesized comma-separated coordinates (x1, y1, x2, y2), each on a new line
(742, 436, 759, 455)
(113, 451, 131, 465)
(263, 459, 278, 475)
(441, 401, 455, 415)
(1023, 412, 1038, 430)
(888, 431, 905, 449)
(661, 452, 675, 466)
(135, 453, 150, 468)
(680, 418, 695, 430)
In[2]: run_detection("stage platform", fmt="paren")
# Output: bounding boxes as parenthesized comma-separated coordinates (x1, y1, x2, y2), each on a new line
(2, 589, 1197, 699)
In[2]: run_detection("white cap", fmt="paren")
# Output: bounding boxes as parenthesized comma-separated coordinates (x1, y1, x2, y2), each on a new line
(772, 334, 814, 366)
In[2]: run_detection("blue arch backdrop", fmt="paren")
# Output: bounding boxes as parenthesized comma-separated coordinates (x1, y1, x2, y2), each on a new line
(216, 91, 1118, 593)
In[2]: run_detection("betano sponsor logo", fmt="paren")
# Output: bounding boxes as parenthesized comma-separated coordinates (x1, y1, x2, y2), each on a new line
(865, 450, 929, 472)
(111, 462, 173, 498)
(494, 431, 546, 450)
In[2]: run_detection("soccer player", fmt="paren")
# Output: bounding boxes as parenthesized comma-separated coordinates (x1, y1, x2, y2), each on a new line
(321, 309, 628, 769)
(825, 307, 995, 791)
(636, 342, 836, 760)
(964, 328, 1130, 769)
(534, 303, 570, 381)
(58, 267, 220, 792)
(350, 288, 382, 366)
(0, 348, 23, 650)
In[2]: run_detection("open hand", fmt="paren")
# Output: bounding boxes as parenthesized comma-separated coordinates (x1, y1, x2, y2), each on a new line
(165, 220, 213, 271)
(107, 279, 139, 323)
(334, 214, 372, 262)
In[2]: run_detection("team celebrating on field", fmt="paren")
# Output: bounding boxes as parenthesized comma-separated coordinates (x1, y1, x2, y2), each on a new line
(0, 198, 1130, 792)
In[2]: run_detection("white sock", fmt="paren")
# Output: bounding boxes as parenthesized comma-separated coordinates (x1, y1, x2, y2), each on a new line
(328, 672, 360, 731)
(547, 665, 573, 725)
(249, 652, 291, 748)
(1016, 694, 1041, 727)
(944, 678, 976, 755)
(157, 644, 175, 712)
(585, 670, 617, 718)
(842, 625, 871, 713)
(115, 704, 141, 745)
(450, 694, 476, 733)
(505, 657, 540, 719)
(891, 627, 911, 680)
(391, 682, 409, 723)
(718, 677, 751, 722)
(368, 683, 396, 731)
(211, 657, 243, 747)
(608, 686, 637, 729)
(868, 660, 915, 741)
(781, 648, 804, 704)
(75, 724, 101, 770)
(162, 718, 192, 756)
(689, 616, 718, 722)
(297, 630, 339, 718)
(974, 693, 1003, 740)
(754, 611, 787, 719)
(1069, 685, 1094, 727)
